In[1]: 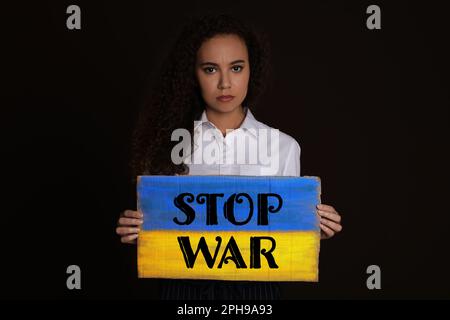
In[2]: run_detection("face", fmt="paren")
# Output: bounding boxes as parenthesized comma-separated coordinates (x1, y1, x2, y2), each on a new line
(195, 34, 250, 114)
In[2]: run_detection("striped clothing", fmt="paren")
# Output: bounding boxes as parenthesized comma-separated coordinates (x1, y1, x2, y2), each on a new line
(160, 279, 281, 300)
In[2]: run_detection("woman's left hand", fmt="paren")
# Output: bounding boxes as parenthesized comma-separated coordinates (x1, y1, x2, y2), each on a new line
(317, 204, 342, 239)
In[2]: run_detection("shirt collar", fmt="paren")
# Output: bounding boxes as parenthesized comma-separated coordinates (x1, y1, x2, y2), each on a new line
(194, 107, 259, 138)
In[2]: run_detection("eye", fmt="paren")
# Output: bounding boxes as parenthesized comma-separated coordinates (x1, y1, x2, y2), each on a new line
(231, 65, 244, 72)
(203, 67, 216, 74)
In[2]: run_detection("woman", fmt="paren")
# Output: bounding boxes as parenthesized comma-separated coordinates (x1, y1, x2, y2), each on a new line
(116, 13, 342, 299)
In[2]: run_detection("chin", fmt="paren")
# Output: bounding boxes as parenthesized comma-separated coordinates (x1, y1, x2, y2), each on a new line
(209, 102, 241, 113)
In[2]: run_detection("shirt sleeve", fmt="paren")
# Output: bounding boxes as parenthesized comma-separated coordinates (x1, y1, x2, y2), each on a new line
(282, 140, 301, 177)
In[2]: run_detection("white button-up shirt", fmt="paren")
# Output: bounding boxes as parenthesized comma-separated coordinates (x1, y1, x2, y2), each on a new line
(185, 108, 301, 177)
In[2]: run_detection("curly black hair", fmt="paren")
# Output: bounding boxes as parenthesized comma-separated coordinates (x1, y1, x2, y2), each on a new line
(131, 13, 271, 181)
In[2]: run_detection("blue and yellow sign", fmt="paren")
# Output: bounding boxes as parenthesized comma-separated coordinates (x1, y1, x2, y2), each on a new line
(137, 175, 321, 281)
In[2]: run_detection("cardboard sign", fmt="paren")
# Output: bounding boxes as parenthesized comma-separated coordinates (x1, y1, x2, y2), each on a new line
(137, 175, 321, 282)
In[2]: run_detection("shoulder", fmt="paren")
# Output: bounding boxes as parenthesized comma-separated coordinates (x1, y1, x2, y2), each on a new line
(253, 118, 301, 154)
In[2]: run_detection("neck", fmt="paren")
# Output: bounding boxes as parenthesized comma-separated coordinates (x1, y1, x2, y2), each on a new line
(205, 106, 246, 136)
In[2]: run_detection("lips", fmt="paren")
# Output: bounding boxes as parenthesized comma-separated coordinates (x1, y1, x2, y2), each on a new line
(216, 95, 235, 102)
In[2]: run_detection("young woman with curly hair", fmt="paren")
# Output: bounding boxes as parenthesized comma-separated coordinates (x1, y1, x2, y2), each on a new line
(116, 13, 342, 300)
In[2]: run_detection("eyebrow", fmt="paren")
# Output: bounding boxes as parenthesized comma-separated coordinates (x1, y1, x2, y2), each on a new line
(199, 59, 246, 67)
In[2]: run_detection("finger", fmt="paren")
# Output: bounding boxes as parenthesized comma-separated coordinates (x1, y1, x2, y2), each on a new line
(121, 234, 138, 244)
(317, 204, 337, 213)
(116, 227, 140, 236)
(318, 210, 341, 223)
(118, 217, 144, 226)
(320, 217, 342, 232)
(320, 223, 335, 238)
(123, 210, 143, 219)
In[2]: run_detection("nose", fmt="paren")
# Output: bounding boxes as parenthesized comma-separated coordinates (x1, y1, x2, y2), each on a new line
(218, 71, 231, 90)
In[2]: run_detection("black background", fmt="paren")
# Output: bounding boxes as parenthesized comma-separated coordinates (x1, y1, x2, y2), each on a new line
(1, 0, 449, 299)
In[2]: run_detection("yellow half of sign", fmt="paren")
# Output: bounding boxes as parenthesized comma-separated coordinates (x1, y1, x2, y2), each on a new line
(138, 230, 320, 282)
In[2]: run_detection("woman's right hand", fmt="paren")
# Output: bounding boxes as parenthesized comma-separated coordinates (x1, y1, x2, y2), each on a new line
(116, 210, 143, 244)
